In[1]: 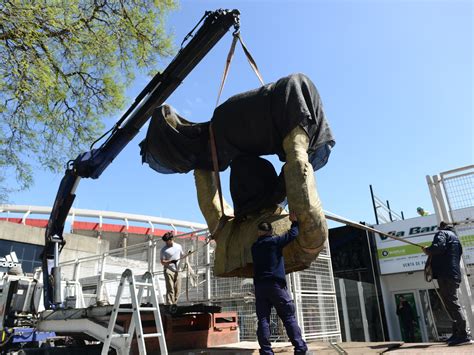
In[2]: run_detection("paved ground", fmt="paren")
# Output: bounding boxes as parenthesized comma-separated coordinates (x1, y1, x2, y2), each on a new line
(170, 340, 474, 354)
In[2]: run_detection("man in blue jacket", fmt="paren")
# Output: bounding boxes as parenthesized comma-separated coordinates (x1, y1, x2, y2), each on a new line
(252, 212, 309, 355)
(422, 222, 471, 346)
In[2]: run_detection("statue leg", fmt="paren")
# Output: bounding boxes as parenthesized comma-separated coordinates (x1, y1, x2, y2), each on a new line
(194, 169, 233, 235)
(282, 125, 328, 265)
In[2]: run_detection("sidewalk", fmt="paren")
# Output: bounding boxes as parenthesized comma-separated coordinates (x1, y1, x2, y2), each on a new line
(170, 340, 474, 354)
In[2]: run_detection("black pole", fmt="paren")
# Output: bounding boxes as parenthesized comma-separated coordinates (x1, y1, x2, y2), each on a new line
(364, 229, 389, 341)
(386, 200, 393, 222)
(401, 211, 405, 220)
(369, 185, 379, 225)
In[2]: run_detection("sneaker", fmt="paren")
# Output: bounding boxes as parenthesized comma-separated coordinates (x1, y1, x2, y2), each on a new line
(448, 337, 473, 346)
(445, 334, 457, 343)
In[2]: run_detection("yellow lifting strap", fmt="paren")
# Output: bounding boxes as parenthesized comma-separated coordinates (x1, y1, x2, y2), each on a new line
(215, 32, 265, 106)
(208, 32, 265, 238)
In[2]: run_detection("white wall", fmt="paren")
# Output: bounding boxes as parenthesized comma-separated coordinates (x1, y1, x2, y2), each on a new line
(0, 221, 109, 264)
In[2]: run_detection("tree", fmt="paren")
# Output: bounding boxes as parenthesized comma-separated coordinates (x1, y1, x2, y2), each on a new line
(0, 0, 177, 201)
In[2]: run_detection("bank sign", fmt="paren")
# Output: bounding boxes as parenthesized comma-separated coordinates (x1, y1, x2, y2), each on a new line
(375, 215, 437, 274)
(375, 213, 474, 274)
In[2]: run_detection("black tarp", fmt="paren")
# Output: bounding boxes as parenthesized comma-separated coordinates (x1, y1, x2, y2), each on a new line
(230, 155, 286, 218)
(140, 73, 335, 174)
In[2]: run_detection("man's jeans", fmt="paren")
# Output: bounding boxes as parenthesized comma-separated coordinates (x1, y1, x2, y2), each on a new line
(254, 280, 308, 355)
(437, 278, 467, 338)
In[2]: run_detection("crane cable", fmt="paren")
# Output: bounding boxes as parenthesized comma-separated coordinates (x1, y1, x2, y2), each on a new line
(158, 212, 434, 305)
(166, 210, 427, 271)
(165, 211, 426, 276)
(208, 30, 265, 238)
(323, 210, 425, 248)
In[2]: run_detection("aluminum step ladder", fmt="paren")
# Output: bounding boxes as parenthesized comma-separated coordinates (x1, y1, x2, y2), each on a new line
(101, 269, 168, 355)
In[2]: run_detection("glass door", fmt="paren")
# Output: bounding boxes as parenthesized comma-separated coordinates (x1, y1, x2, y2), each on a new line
(419, 289, 439, 341)
(420, 288, 452, 340)
(394, 292, 423, 342)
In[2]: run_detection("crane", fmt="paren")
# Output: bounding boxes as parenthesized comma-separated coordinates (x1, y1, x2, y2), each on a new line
(42, 9, 240, 309)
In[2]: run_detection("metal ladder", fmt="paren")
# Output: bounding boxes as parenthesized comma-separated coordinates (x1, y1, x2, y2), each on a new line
(101, 269, 168, 355)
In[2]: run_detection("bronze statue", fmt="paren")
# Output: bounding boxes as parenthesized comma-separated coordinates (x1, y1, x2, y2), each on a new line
(141, 73, 335, 276)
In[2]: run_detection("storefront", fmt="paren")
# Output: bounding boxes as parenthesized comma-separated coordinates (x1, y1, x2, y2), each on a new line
(329, 225, 387, 342)
(375, 214, 472, 342)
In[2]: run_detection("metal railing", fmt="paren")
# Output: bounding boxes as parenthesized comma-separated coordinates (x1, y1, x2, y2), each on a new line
(59, 228, 341, 342)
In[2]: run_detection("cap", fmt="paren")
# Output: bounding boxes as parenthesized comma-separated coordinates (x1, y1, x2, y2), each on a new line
(439, 221, 452, 229)
(257, 222, 272, 233)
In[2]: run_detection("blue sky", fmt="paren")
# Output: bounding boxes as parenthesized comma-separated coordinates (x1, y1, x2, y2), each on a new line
(4, 0, 473, 228)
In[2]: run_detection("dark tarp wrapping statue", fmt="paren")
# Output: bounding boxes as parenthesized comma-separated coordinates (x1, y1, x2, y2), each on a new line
(140, 73, 334, 173)
(140, 73, 335, 277)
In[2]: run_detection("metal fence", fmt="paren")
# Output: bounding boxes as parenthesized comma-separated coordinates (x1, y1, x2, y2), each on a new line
(441, 168, 474, 262)
(426, 164, 474, 330)
(427, 165, 474, 273)
(60, 230, 341, 342)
